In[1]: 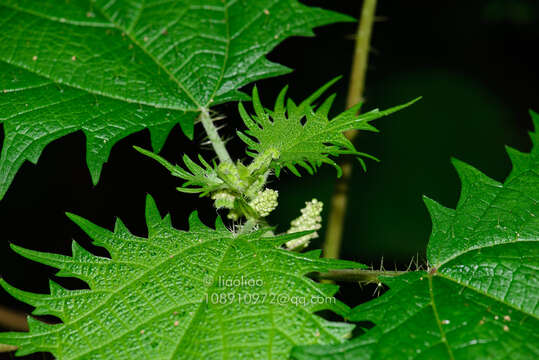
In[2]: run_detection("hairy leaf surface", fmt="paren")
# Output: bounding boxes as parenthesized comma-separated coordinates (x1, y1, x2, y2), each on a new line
(238, 79, 419, 176)
(0, 0, 351, 199)
(0, 195, 360, 359)
(134, 146, 225, 195)
(293, 111, 539, 359)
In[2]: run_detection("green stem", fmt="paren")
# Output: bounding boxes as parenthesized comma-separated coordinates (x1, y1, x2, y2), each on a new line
(199, 108, 233, 163)
(323, 0, 378, 259)
(345, 0, 377, 113)
(314, 269, 407, 283)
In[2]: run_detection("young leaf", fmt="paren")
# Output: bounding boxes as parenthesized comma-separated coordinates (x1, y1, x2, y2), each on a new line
(292, 111, 539, 360)
(238, 79, 420, 176)
(0, 1, 353, 199)
(134, 146, 225, 195)
(0, 195, 362, 359)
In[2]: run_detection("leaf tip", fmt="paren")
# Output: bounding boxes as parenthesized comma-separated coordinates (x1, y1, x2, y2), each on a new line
(528, 108, 538, 129)
(422, 194, 438, 208)
(9, 243, 31, 260)
(145, 194, 162, 224)
(65, 211, 81, 223)
(0, 185, 8, 202)
(449, 156, 466, 170)
(187, 211, 202, 229)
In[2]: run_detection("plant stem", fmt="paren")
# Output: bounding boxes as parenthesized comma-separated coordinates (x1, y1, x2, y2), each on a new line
(345, 0, 377, 116)
(240, 218, 258, 234)
(323, 0, 377, 259)
(0, 304, 28, 331)
(199, 108, 233, 163)
(314, 268, 406, 283)
(0, 344, 17, 353)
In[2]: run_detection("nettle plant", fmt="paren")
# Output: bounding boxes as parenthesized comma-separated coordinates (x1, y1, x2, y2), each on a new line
(0, 1, 537, 359)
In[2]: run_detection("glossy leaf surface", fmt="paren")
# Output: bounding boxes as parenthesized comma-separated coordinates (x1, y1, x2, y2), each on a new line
(0, 195, 360, 359)
(238, 80, 419, 177)
(293, 111, 539, 360)
(0, 0, 351, 198)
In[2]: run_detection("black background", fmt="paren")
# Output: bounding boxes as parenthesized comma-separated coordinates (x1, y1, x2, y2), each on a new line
(1, 1, 538, 358)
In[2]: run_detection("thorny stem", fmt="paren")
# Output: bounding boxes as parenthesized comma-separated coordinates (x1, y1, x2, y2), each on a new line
(314, 269, 407, 283)
(199, 108, 233, 164)
(323, 0, 378, 259)
(199, 108, 273, 229)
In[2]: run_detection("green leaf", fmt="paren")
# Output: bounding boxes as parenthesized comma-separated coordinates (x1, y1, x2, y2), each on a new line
(238, 79, 420, 177)
(134, 146, 225, 195)
(292, 110, 539, 360)
(0, 195, 362, 359)
(0, 1, 352, 199)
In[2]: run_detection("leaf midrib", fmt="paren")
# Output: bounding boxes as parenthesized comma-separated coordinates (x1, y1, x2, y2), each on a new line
(1, 0, 238, 112)
(379, 272, 538, 360)
(169, 239, 234, 359)
(427, 274, 455, 360)
(253, 117, 355, 159)
(91, 1, 203, 110)
(63, 235, 232, 360)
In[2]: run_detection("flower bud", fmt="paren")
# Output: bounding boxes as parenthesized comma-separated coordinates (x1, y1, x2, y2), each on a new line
(249, 189, 279, 217)
(211, 190, 236, 209)
(286, 199, 323, 250)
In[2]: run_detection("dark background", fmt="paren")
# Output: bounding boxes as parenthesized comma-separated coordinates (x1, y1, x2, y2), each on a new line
(1, 0, 538, 358)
